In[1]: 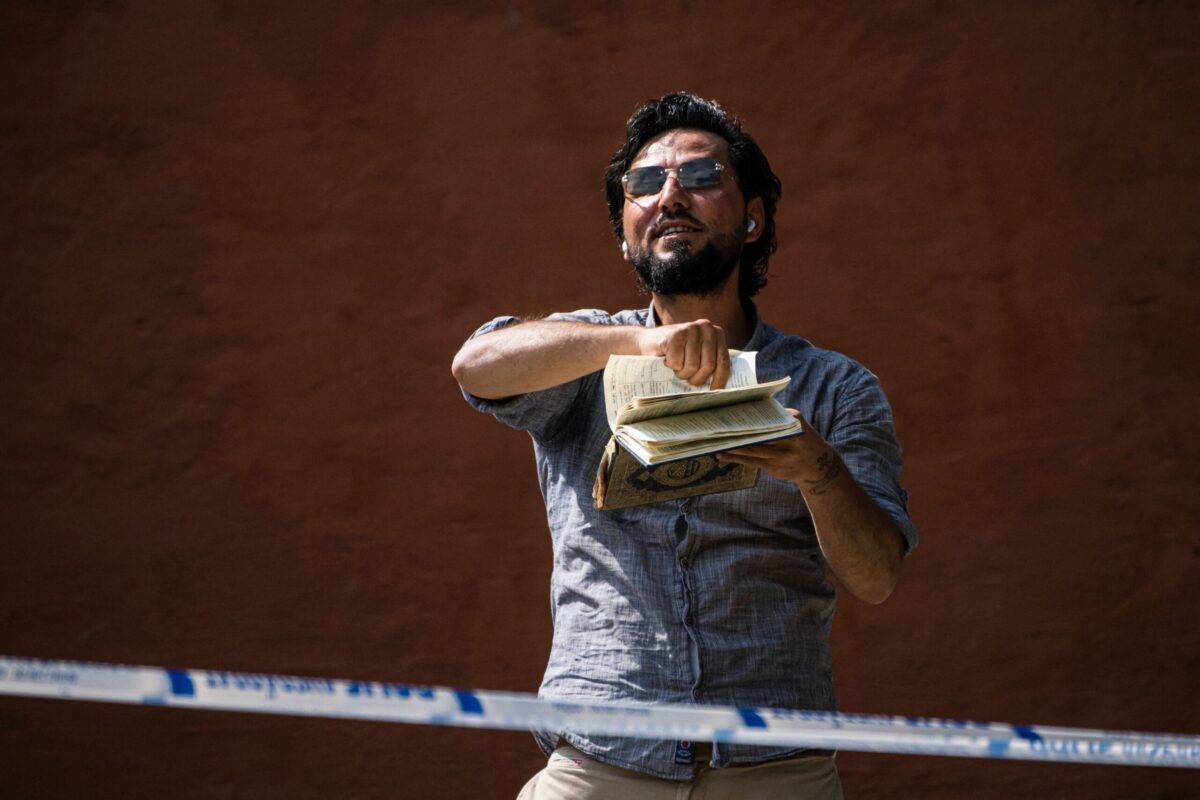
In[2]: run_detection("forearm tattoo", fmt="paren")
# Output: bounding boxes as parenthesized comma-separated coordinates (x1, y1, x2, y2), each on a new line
(804, 451, 843, 495)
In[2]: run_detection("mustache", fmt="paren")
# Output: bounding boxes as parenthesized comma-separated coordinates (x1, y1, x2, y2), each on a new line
(651, 211, 703, 230)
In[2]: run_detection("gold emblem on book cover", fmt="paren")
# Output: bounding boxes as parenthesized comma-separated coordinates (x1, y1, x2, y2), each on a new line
(593, 436, 759, 510)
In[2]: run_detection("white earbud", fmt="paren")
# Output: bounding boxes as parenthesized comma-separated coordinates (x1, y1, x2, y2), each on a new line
(746, 219, 757, 232)
(621, 241, 629, 255)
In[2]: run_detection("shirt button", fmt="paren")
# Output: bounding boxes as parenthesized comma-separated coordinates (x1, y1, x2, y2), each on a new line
(679, 555, 688, 568)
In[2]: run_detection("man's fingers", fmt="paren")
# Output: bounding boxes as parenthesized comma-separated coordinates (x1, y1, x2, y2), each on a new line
(658, 321, 729, 387)
(664, 331, 686, 371)
(784, 408, 813, 432)
(679, 325, 702, 382)
(693, 323, 719, 387)
(717, 452, 784, 480)
(710, 328, 730, 390)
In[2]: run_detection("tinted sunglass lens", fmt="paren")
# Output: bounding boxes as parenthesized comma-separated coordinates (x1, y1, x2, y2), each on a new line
(624, 167, 666, 196)
(679, 159, 721, 188)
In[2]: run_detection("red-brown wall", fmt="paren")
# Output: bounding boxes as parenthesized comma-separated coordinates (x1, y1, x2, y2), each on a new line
(2, 2, 1198, 797)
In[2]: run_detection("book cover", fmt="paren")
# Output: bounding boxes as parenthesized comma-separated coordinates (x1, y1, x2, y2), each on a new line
(593, 435, 759, 510)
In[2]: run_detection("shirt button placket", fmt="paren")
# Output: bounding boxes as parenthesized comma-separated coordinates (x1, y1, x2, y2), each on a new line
(675, 511, 689, 566)
(676, 504, 703, 704)
(676, 516, 692, 618)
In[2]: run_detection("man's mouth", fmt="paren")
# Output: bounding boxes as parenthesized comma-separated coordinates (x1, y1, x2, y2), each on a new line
(652, 224, 702, 240)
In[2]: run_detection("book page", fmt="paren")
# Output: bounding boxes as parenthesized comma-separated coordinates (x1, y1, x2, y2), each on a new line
(603, 351, 757, 430)
(616, 425, 803, 466)
(615, 377, 789, 427)
(618, 398, 798, 445)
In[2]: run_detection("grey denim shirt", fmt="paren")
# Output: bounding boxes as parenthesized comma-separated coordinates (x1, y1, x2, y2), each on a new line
(462, 304, 917, 780)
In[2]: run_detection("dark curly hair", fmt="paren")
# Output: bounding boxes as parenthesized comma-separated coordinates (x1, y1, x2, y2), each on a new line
(605, 93, 782, 299)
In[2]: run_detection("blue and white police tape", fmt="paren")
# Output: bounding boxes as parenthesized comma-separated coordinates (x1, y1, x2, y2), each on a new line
(1, 655, 1197, 768)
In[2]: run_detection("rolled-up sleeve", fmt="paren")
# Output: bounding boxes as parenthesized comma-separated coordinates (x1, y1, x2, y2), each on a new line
(459, 309, 615, 443)
(825, 372, 919, 553)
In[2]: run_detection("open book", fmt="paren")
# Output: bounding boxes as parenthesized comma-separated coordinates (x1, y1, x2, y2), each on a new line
(603, 352, 803, 466)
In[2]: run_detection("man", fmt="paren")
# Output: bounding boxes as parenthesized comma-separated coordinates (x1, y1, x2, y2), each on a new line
(452, 93, 917, 799)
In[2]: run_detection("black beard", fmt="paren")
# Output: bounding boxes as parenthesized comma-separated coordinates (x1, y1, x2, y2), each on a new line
(631, 232, 742, 298)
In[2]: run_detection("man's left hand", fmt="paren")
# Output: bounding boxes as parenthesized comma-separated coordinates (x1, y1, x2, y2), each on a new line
(716, 409, 846, 496)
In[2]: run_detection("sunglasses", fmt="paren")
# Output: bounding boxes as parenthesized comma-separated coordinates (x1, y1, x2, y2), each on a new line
(621, 157, 726, 198)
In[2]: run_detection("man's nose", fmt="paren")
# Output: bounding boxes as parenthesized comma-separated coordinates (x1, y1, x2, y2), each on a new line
(656, 172, 690, 210)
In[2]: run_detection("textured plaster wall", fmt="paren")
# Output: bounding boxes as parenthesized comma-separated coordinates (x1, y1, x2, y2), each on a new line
(1, 2, 1198, 797)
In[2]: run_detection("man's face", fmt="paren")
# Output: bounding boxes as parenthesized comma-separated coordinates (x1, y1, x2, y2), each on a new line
(621, 128, 762, 297)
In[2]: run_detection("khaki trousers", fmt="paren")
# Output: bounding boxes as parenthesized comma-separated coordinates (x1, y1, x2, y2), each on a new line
(517, 745, 844, 800)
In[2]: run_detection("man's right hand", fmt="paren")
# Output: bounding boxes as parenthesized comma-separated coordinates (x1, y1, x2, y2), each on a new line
(636, 319, 731, 389)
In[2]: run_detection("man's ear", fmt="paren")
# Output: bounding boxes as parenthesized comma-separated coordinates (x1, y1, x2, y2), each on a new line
(744, 197, 765, 244)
